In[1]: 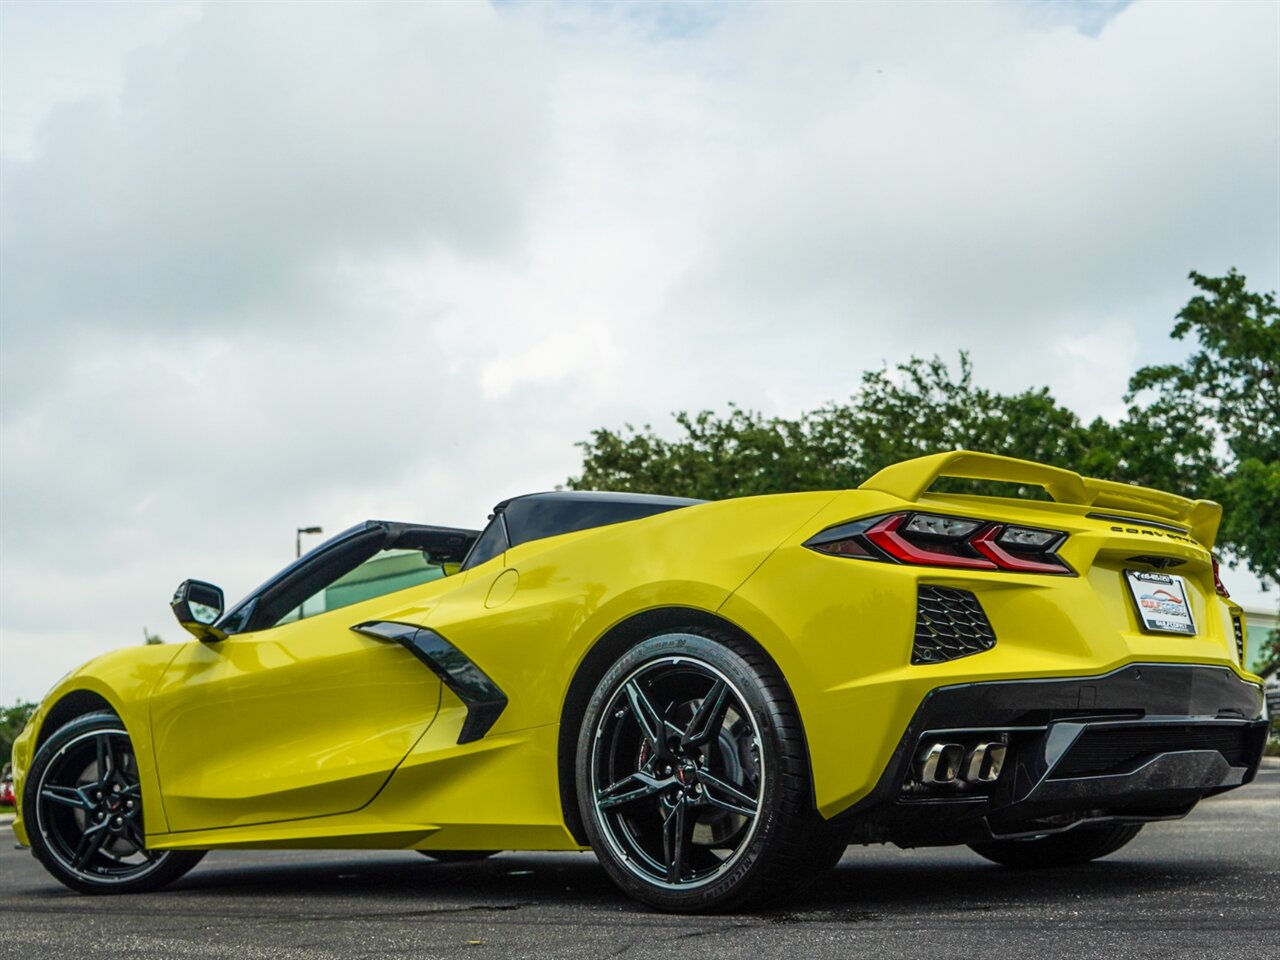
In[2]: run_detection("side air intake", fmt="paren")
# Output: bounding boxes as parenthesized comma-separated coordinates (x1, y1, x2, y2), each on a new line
(912, 586, 996, 665)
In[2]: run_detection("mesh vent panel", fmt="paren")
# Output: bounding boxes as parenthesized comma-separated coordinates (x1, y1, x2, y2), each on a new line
(912, 586, 996, 665)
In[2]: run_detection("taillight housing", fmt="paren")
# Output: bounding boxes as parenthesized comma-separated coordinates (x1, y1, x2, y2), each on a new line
(1211, 554, 1230, 598)
(805, 511, 1073, 574)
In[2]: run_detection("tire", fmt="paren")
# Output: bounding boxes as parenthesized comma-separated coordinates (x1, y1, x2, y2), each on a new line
(967, 823, 1143, 869)
(797, 820, 849, 884)
(575, 629, 832, 913)
(416, 850, 500, 862)
(23, 711, 204, 894)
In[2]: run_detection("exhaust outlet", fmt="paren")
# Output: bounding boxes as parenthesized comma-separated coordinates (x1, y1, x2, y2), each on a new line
(965, 742, 1007, 783)
(916, 742, 965, 783)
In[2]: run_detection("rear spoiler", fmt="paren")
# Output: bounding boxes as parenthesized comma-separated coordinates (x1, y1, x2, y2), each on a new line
(859, 451, 1221, 548)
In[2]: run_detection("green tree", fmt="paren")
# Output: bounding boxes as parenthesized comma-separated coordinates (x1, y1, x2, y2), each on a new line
(1128, 269, 1280, 667)
(1, 701, 37, 775)
(569, 270, 1277, 663)
(570, 353, 1210, 501)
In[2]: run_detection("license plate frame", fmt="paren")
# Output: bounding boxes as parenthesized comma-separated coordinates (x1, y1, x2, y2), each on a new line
(1124, 569, 1197, 636)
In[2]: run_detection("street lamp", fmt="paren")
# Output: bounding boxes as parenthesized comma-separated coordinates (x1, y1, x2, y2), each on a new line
(296, 526, 323, 558)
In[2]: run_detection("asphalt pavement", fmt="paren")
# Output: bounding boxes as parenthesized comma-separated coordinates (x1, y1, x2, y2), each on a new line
(2, 762, 1277, 960)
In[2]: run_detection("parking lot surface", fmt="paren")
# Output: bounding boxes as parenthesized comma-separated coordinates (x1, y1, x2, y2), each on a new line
(1, 762, 1277, 960)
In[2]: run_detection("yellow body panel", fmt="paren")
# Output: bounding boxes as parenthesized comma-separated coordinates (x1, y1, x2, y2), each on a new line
(9, 644, 183, 847)
(149, 583, 448, 831)
(723, 486, 1250, 817)
(11, 452, 1261, 854)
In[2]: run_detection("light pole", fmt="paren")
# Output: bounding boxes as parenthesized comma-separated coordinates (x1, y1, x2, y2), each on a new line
(296, 526, 323, 558)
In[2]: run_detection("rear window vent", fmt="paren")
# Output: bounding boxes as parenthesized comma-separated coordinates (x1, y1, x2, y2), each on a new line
(912, 586, 996, 665)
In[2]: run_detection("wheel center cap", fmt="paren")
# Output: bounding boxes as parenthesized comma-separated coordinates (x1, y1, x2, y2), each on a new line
(674, 760, 698, 785)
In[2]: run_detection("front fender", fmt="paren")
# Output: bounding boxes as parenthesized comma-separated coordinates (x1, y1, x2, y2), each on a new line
(12, 643, 186, 846)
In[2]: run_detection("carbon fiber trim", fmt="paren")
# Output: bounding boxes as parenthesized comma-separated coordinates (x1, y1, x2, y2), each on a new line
(352, 621, 508, 744)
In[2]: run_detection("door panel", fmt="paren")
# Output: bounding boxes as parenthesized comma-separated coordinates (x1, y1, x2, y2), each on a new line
(150, 588, 448, 832)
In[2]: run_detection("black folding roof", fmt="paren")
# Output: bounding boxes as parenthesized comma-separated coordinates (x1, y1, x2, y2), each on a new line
(496, 491, 705, 550)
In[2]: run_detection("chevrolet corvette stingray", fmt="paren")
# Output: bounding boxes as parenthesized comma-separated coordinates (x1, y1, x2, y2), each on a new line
(11, 451, 1268, 912)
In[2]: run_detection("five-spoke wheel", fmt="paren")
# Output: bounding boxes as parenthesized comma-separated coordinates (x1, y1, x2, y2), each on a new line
(24, 712, 203, 893)
(576, 631, 845, 912)
(591, 656, 764, 889)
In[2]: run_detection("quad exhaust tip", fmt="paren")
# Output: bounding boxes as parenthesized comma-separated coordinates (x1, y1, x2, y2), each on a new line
(917, 743, 964, 783)
(916, 741, 1006, 784)
(966, 742, 1006, 783)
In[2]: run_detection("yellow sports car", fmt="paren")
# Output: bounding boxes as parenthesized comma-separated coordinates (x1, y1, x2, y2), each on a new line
(11, 451, 1268, 912)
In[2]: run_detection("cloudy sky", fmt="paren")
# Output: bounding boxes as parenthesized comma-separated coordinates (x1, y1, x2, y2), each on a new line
(1, 0, 1277, 703)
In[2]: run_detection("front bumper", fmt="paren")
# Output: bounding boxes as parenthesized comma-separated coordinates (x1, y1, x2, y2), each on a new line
(838, 662, 1267, 846)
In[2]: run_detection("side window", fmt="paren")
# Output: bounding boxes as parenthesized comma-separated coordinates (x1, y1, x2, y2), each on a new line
(460, 516, 507, 571)
(277, 549, 447, 625)
(220, 522, 482, 635)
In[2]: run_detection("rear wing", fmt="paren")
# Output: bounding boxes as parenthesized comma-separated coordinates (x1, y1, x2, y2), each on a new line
(859, 451, 1221, 548)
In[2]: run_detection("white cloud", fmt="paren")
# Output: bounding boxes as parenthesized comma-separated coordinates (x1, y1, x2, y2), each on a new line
(1, 0, 1277, 701)
(0, 0, 204, 161)
(1, 1, 552, 358)
(1050, 320, 1142, 422)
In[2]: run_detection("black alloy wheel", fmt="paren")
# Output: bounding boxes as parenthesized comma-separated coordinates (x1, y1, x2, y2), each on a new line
(25, 712, 203, 894)
(576, 631, 844, 912)
(591, 655, 765, 889)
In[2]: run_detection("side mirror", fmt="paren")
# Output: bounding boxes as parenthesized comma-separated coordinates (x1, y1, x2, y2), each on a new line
(171, 579, 227, 642)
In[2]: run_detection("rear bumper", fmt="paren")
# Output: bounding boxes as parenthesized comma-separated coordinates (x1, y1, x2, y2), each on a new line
(836, 662, 1267, 846)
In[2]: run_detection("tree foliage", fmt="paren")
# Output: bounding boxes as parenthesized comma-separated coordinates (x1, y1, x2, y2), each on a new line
(1128, 270, 1279, 584)
(1, 701, 37, 775)
(569, 352, 1214, 503)
(568, 270, 1278, 666)
(1128, 270, 1280, 667)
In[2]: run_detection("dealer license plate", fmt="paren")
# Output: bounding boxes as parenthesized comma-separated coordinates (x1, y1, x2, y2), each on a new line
(1125, 569, 1197, 636)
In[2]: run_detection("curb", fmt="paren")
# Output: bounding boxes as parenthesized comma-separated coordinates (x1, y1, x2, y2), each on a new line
(1261, 756, 1280, 768)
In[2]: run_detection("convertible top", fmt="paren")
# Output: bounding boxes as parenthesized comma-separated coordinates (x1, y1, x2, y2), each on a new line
(497, 491, 705, 550)
(459, 490, 705, 570)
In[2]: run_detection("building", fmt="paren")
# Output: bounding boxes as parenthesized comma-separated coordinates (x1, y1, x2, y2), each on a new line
(1243, 604, 1279, 677)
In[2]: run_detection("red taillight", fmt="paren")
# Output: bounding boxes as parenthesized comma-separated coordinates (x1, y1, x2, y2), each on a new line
(1212, 555, 1230, 598)
(807, 512, 1072, 575)
(816, 538, 873, 558)
(865, 514, 997, 570)
(970, 526, 1071, 574)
